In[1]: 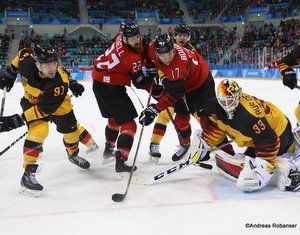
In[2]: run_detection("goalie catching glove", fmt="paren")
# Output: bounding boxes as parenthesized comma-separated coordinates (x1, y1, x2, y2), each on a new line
(0, 114, 24, 132)
(139, 104, 159, 126)
(236, 156, 274, 191)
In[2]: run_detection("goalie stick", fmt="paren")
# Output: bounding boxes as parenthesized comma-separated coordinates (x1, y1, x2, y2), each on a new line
(143, 139, 234, 185)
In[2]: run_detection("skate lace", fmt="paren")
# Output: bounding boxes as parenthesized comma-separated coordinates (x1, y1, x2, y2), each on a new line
(150, 144, 160, 153)
(175, 144, 189, 156)
(29, 173, 39, 184)
(74, 156, 86, 166)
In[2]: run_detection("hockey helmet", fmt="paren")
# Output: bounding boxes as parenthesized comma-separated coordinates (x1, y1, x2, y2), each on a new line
(174, 24, 191, 36)
(217, 79, 242, 119)
(154, 33, 174, 54)
(120, 21, 140, 37)
(33, 43, 58, 63)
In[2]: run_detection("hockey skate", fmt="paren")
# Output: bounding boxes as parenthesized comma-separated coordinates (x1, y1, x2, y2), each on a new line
(86, 142, 99, 154)
(172, 144, 190, 162)
(102, 143, 115, 165)
(68, 155, 90, 169)
(20, 164, 43, 197)
(115, 151, 137, 173)
(149, 143, 161, 163)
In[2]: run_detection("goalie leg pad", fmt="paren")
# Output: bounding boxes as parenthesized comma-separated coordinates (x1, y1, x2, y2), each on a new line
(276, 157, 300, 192)
(212, 150, 244, 182)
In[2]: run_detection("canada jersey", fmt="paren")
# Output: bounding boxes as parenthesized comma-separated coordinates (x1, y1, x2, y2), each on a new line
(92, 33, 144, 86)
(203, 93, 289, 161)
(147, 43, 209, 93)
(11, 48, 72, 122)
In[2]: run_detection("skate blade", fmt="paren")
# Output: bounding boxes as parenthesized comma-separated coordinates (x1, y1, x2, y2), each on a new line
(118, 173, 145, 185)
(102, 157, 115, 165)
(86, 146, 99, 154)
(149, 156, 160, 164)
(19, 186, 42, 198)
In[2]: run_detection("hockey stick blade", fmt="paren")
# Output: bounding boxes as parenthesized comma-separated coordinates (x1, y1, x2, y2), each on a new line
(112, 193, 125, 202)
(199, 162, 213, 170)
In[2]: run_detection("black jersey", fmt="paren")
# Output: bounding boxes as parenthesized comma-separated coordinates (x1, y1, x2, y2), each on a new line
(11, 48, 72, 122)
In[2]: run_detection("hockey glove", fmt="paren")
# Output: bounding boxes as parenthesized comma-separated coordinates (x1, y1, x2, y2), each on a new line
(236, 156, 274, 191)
(0, 66, 17, 92)
(151, 84, 165, 101)
(129, 70, 151, 89)
(145, 66, 158, 81)
(69, 80, 84, 97)
(0, 114, 24, 132)
(139, 104, 159, 126)
(281, 68, 297, 90)
(161, 77, 185, 98)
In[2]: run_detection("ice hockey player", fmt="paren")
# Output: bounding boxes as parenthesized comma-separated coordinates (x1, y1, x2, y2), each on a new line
(0, 43, 94, 197)
(192, 79, 300, 192)
(149, 24, 201, 161)
(92, 21, 163, 173)
(139, 33, 216, 162)
(63, 69, 99, 154)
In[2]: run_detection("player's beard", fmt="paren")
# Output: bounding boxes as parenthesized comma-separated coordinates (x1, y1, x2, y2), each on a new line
(132, 43, 141, 53)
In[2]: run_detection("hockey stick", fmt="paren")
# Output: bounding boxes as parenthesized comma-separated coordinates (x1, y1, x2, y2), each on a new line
(143, 139, 234, 185)
(165, 107, 185, 145)
(0, 131, 28, 157)
(130, 87, 145, 109)
(0, 87, 7, 117)
(112, 83, 153, 202)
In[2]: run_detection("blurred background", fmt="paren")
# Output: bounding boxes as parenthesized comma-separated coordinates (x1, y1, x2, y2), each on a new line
(1, 0, 299, 80)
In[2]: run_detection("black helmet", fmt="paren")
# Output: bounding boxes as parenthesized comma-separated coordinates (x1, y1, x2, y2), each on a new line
(154, 33, 174, 54)
(33, 43, 58, 63)
(120, 21, 140, 37)
(174, 24, 191, 36)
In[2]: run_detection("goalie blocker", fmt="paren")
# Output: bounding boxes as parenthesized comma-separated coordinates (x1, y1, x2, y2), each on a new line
(211, 149, 300, 192)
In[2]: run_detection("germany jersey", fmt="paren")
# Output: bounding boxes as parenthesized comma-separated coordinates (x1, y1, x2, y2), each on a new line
(11, 48, 73, 122)
(202, 93, 292, 162)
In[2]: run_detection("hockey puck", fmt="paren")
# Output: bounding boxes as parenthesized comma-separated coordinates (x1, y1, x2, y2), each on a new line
(112, 193, 125, 202)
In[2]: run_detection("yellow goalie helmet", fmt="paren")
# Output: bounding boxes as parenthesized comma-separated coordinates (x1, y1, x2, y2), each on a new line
(217, 79, 242, 119)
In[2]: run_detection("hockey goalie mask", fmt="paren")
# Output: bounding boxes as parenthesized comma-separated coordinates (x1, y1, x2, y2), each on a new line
(217, 79, 242, 119)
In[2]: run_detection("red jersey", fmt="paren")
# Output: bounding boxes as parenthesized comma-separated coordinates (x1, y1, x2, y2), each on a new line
(147, 42, 210, 111)
(92, 33, 144, 86)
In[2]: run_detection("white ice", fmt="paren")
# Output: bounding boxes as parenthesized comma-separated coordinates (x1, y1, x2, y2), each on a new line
(0, 78, 299, 235)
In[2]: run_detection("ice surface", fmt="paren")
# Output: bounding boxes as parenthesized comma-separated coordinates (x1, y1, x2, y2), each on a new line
(0, 79, 299, 235)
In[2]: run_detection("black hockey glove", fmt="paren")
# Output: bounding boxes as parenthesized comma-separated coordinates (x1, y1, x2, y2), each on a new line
(129, 70, 151, 89)
(0, 114, 24, 132)
(69, 80, 84, 97)
(282, 68, 297, 90)
(0, 66, 17, 92)
(139, 104, 159, 126)
(145, 66, 158, 80)
(161, 77, 185, 98)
